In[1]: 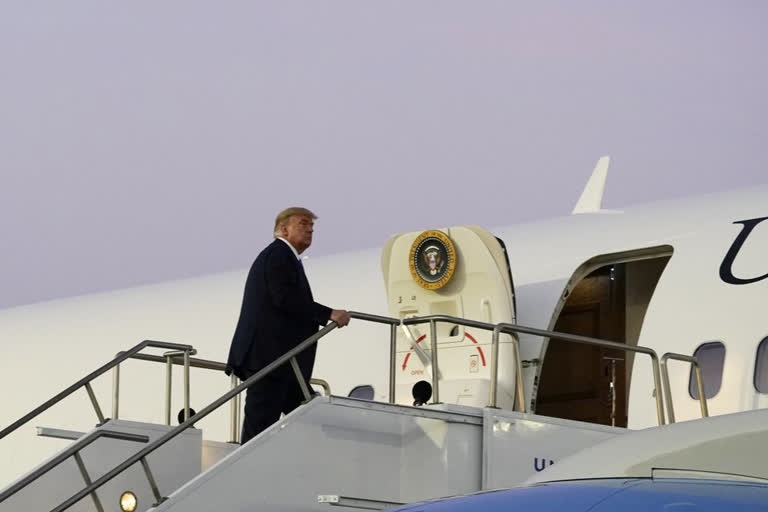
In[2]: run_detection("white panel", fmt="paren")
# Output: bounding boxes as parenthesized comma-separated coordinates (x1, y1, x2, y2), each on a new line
(482, 409, 623, 490)
(147, 398, 634, 512)
(151, 397, 484, 512)
(526, 408, 768, 484)
(201, 440, 237, 472)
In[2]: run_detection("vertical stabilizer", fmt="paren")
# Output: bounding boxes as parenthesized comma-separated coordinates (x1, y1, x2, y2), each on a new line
(572, 156, 610, 214)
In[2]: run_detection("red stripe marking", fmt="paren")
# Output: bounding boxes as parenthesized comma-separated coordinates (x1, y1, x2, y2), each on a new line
(465, 332, 487, 366)
(402, 335, 427, 371)
(402, 333, 486, 370)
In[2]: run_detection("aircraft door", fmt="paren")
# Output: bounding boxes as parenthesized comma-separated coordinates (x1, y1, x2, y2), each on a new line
(381, 226, 518, 409)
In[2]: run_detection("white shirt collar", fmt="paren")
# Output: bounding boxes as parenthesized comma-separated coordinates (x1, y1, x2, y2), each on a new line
(276, 237, 301, 261)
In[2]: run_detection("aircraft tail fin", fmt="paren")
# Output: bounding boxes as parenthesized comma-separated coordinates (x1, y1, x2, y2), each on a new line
(572, 156, 610, 214)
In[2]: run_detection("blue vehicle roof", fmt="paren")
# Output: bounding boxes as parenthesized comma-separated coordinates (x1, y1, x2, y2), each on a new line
(390, 478, 768, 512)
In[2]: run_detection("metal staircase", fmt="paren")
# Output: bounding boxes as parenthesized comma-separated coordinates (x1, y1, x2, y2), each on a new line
(0, 311, 709, 511)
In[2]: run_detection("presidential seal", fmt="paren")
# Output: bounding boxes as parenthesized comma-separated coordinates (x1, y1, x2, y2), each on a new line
(409, 230, 457, 290)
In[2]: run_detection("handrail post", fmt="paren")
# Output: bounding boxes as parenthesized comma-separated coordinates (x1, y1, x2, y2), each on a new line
(488, 326, 501, 408)
(660, 352, 709, 424)
(650, 354, 665, 425)
(660, 356, 675, 423)
(0, 430, 149, 503)
(112, 364, 120, 420)
(512, 333, 526, 413)
(694, 364, 709, 418)
(389, 323, 397, 404)
(73, 452, 104, 512)
(310, 378, 331, 396)
(229, 374, 239, 444)
(429, 319, 440, 404)
(0, 340, 195, 442)
(164, 354, 173, 426)
(290, 357, 312, 402)
(84, 383, 105, 425)
(140, 456, 165, 505)
(183, 349, 191, 422)
(489, 325, 526, 413)
(235, 389, 242, 444)
(491, 322, 666, 425)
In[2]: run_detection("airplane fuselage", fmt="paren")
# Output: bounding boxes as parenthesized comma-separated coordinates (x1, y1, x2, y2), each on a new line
(0, 184, 766, 488)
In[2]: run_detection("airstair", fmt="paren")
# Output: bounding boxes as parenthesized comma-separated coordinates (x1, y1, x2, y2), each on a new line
(0, 312, 708, 512)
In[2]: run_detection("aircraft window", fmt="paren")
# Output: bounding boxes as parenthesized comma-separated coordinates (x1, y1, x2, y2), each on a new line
(348, 385, 374, 400)
(754, 337, 768, 393)
(689, 342, 725, 399)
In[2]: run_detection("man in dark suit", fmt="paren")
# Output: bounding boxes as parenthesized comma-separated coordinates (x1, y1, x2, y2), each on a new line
(227, 207, 350, 443)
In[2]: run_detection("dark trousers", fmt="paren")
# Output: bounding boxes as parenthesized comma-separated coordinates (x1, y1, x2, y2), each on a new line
(240, 362, 312, 444)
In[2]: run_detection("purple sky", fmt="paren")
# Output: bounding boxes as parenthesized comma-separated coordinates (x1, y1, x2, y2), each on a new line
(1, 2, 766, 309)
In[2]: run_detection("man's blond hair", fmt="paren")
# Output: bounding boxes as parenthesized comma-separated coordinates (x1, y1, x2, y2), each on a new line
(273, 207, 317, 237)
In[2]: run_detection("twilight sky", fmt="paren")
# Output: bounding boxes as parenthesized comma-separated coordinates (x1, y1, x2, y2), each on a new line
(1, 1, 766, 309)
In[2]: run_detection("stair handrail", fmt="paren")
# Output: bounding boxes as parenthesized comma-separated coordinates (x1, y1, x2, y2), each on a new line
(41, 309, 680, 510)
(0, 341, 196, 441)
(661, 352, 709, 423)
(355, 311, 401, 403)
(113, 352, 243, 442)
(399, 314, 670, 424)
(488, 324, 526, 412)
(114, 351, 335, 443)
(52, 311, 400, 511)
(401, 315, 519, 408)
(0, 429, 149, 510)
(494, 322, 667, 425)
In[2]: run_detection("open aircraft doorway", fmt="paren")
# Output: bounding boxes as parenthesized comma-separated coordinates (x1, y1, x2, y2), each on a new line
(534, 247, 673, 427)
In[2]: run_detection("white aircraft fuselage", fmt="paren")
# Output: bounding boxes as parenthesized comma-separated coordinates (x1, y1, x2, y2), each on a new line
(0, 183, 766, 489)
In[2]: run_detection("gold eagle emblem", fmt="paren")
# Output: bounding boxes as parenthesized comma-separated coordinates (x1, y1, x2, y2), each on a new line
(409, 230, 457, 290)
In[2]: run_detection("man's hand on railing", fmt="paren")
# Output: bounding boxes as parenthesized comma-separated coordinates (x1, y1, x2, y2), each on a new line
(330, 309, 351, 328)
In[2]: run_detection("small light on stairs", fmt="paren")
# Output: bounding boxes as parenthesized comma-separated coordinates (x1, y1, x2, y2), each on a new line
(120, 491, 138, 512)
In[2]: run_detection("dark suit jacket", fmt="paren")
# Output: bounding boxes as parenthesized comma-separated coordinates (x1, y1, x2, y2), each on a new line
(226, 239, 332, 380)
